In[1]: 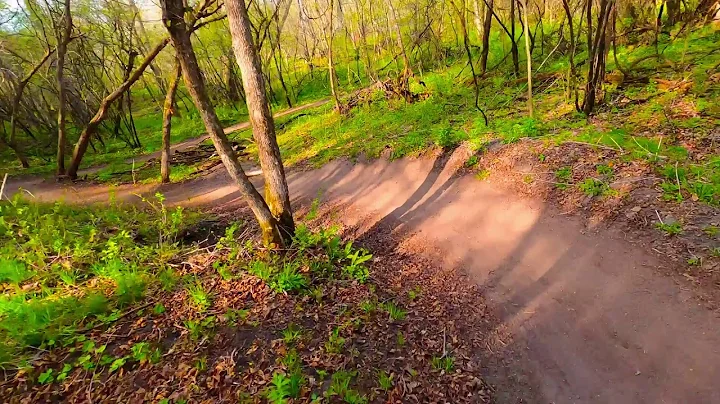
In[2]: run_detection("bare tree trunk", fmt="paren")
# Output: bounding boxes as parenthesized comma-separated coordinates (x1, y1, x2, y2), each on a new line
(67, 38, 170, 179)
(56, 0, 72, 176)
(386, 0, 412, 75)
(452, 0, 488, 125)
(226, 0, 295, 242)
(520, 0, 533, 116)
(161, 57, 181, 184)
(510, 0, 520, 76)
(666, 0, 681, 25)
(322, 0, 342, 111)
(480, 0, 493, 72)
(160, 0, 286, 246)
(473, 0, 485, 38)
(8, 48, 58, 168)
(582, 0, 614, 115)
(561, 0, 579, 110)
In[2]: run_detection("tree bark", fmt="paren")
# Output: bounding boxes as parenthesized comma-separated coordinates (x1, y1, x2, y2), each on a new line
(161, 57, 182, 184)
(67, 38, 170, 179)
(510, 0, 520, 76)
(160, 0, 286, 246)
(520, 0, 533, 116)
(582, 0, 614, 115)
(225, 0, 295, 242)
(480, 0, 493, 72)
(56, 0, 72, 176)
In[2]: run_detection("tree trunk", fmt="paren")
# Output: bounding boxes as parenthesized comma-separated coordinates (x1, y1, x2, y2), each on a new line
(521, 0, 533, 116)
(67, 38, 170, 179)
(510, 0, 520, 76)
(160, 0, 286, 246)
(56, 0, 72, 176)
(582, 0, 614, 115)
(161, 57, 182, 184)
(666, 0, 681, 25)
(386, 0, 412, 75)
(480, 0, 493, 72)
(561, 0, 579, 110)
(225, 0, 295, 242)
(322, 0, 342, 111)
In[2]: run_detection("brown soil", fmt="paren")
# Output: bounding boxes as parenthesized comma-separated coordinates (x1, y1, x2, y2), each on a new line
(6, 138, 720, 403)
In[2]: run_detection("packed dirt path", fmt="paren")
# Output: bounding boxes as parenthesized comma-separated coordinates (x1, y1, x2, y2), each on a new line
(5, 148, 720, 403)
(69, 99, 329, 176)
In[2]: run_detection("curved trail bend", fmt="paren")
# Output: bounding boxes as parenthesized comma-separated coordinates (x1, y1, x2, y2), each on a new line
(6, 139, 720, 404)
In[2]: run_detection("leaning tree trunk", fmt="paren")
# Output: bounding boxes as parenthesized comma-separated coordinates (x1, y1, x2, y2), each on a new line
(161, 57, 182, 184)
(225, 0, 295, 243)
(67, 38, 170, 179)
(160, 0, 286, 246)
(56, 0, 72, 176)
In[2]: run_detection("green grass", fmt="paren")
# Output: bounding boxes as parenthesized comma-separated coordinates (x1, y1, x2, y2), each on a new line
(0, 194, 197, 365)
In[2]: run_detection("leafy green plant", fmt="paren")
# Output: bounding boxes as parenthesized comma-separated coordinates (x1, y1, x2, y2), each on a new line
(266, 371, 304, 403)
(305, 197, 320, 221)
(186, 281, 212, 312)
(37, 368, 54, 384)
(475, 169, 490, 181)
(431, 355, 455, 373)
(130, 342, 161, 364)
(271, 262, 308, 293)
(325, 370, 365, 403)
(381, 301, 406, 321)
(555, 166, 572, 189)
(282, 323, 304, 345)
(377, 370, 394, 391)
(578, 178, 611, 197)
(396, 331, 406, 347)
(342, 244, 372, 282)
(596, 164, 614, 177)
(325, 326, 346, 354)
(655, 221, 683, 236)
(687, 256, 701, 266)
(359, 299, 376, 314)
(464, 155, 479, 168)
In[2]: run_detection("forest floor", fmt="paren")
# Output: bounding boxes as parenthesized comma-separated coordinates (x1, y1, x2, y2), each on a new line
(6, 136, 720, 403)
(4, 26, 720, 403)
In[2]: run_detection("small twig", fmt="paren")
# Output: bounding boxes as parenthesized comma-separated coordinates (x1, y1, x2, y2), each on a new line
(442, 326, 447, 358)
(675, 161, 682, 201)
(0, 173, 7, 200)
(655, 210, 664, 225)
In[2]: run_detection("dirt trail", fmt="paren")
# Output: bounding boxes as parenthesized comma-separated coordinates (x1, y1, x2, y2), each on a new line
(69, 99, 329, 176)
(5, 148, 720, 403)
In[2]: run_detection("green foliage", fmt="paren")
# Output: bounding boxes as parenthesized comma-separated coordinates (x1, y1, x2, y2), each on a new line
(380, 301, 406, 321)
(431, 355, 455, 373)
(475, 169, 491, 181)
(577, 178, 612, 197)
(655, 221, 683, 236)
(555, 166, 572, 189)
(0, 196, 195, 365)
(326, 370, 366, 403)
(271, 262, 308, 293)
(186, 281, 212, 312)
(325, 326, 346, 354)
(282, 323, 304, 345)
(377, 370, 394, 391)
